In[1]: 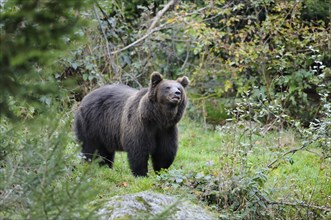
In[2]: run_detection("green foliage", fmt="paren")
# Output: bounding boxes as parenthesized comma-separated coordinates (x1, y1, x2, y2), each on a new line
(302, 0, 330, 21)
(0, 0, 101, 219)
(304, 91, 331, 158)
(64, 0, 330, 124)
(156, 117, 331, 219)
(157, 90, 330, 218)
(0, 113, 100, 219)
(157, 168, 270, 219)
(174, 0, 330, 124)
(1, 0, 330, 219)
(0, 0, 91, 118)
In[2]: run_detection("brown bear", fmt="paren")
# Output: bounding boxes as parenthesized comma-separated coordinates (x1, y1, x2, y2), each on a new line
(73, 72, 189, 176)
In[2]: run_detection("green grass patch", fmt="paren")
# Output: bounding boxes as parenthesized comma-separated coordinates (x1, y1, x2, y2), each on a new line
(78, 118, 330, 218)
(1, 116, 330, 219)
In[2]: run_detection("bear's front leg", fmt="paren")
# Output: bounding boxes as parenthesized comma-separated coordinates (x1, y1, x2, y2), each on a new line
(122, 123, 152, 176)
(124, 134, 151, 176)
(152, 127, 178, 173)
(127, 149, 149, 176)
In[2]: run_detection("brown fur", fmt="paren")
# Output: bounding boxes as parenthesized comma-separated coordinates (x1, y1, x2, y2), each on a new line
(74, 72, 189, 176)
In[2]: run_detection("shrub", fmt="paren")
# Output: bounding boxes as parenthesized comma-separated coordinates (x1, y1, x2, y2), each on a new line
(0, 113, 100, 219)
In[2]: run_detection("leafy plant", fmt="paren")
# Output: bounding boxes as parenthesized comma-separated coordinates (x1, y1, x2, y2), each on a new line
(304, 89, 331, 158)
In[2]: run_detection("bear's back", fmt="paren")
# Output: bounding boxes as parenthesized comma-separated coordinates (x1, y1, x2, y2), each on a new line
(80, 84, 137, 107)
(75, 84, 139, 150)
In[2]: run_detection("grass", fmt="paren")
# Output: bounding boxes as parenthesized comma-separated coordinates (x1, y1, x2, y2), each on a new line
(266, 150, 331, 205)
(67, 117, 330, 217)
(1, 115, 330, 219)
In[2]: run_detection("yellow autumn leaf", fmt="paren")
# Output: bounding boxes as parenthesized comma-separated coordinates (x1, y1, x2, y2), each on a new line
(167, 18, 176, 23)
(224, 80, 233, 92)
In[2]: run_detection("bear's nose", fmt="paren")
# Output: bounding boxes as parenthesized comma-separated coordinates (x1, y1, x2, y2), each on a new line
(175, 90, 181, 96)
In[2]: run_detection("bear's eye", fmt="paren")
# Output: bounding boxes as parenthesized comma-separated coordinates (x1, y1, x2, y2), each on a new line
(165, 86, 171, 90)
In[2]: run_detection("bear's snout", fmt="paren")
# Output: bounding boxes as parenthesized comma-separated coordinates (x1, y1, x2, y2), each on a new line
(173, 91, 181, 100)
(171, 87, 181, 96)
(168, 88, 182, 104)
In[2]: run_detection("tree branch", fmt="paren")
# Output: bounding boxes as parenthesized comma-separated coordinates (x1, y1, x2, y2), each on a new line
(93, 4, 111, 60)
(269, 200, 331, 213)
(111, 0, 177, 55)
(110, 26, 163, 55)
(147, 0, 177, 32)
(93, 4, 119, 76)
(257, 192, 331, 213)
(267, 143, 309, 169)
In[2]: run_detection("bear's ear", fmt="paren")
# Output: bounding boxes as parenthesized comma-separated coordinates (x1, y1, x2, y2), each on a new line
(150, 72, 163, 88)
(177, 76, 190, 88)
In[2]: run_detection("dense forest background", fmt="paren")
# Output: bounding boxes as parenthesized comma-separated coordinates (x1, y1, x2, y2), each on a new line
(1, 0, 330, 219)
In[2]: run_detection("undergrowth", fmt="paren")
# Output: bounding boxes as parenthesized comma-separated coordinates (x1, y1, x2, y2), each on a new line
(155, 86, 331, 219)
(1, 112, 330, 219)
(156, 118, 331, 219)
(0, 112, 99, 219)
(1, 89, 330, 219)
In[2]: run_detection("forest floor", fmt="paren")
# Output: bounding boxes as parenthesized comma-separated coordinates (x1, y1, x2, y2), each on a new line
(69, 118, 331, 219)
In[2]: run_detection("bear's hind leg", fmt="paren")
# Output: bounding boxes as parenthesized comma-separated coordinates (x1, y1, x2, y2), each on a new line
(98, 147, 115, 168)
(82, 142, 115, 168)
(81, 141, 97, 162)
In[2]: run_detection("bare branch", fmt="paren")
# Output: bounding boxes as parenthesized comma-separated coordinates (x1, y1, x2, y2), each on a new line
(93, 4, 119, 76)
(111, 0, 177, 55)
(147, 0, 177, 32)
(257, 191, 331, 213)
(110, 26, 162, 55)
(267, 143, 309, 169)
(180, 43, 190, 70)
(93, 5, 111, 60)
(269, 200, 331, 213)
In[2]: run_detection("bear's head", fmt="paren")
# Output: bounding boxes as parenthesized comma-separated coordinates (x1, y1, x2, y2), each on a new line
(149, 72, 189, 107)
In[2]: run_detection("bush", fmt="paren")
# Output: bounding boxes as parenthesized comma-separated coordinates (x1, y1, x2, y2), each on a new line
(0, 114, 99, 219)
(0, 0, 102, 218)
(0, 0, 91, 118)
